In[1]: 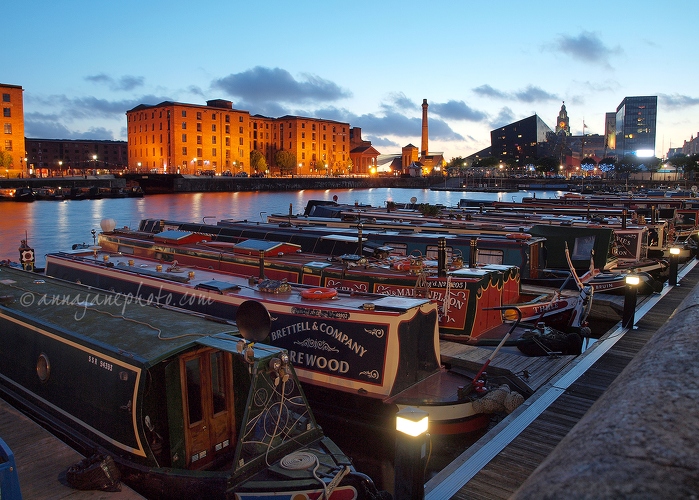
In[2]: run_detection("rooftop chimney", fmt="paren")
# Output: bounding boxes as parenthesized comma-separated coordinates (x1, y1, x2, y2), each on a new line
(421, 99, 428, 158)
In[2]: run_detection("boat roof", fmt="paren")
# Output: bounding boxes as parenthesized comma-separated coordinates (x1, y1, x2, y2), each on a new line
(0, 265, 252, 367)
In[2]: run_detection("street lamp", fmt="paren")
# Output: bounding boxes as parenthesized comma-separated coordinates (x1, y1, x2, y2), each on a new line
(58, 160, 62, 177)
(92, 154, 97, 176)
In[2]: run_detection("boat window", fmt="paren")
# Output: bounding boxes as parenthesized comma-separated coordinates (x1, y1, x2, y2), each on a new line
(425, 245, 453, 260)
(383, 242, 407, 256)
(210, 351, 227, 415)
(185, 358, 203, 424)
(478, 249, 504, 265)
(36, 353, 51, 382)
(572, 235, 596, 260)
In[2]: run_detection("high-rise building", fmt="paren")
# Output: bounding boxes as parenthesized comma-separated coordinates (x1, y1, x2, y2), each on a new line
(614, 96, 657, 157)
(1, 83, 26, 177)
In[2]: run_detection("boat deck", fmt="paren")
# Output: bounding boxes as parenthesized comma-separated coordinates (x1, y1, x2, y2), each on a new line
(0, 397, 145, 499)
(425, 258, 699, 499)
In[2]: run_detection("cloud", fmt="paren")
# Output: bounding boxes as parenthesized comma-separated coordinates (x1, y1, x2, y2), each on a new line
(473, 84, 558, 103)
(551, 31, 621, 66)
(211, 66, 351, 104)
(380, 92, 417, 113)
(473, 84, 509, 99)
(430, 100, 488, 122)
(85, 73, 145, 91)
(514, 85, 559, 103)
(659, 93, 699, 109)
(25, 112, 116, 140)
(490, 107, 516, 129)
(27, 93, 174, 120)
(366, 136, 400, 149)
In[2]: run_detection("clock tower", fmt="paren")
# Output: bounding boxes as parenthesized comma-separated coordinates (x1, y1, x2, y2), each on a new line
(555, 101, 570, 135)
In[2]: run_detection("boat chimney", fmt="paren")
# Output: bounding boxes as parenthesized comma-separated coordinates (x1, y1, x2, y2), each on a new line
(622, 209, 627, 229)
(259, 250, 266, 280)
(469, 239, 478, 267)
(437, 238, 447, 277)
(357, 224, 363, 257)
(651, 205, 656, 224)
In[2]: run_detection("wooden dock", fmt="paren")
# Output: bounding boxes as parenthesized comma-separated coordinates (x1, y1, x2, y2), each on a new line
(0, 397, 144, 499)
(426, 258, 699, 500)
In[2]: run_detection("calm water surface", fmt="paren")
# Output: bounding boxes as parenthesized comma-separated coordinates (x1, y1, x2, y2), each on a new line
(1, 187, 565, 266)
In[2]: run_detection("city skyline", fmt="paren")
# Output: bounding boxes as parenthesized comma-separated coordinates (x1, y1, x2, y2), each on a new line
(7, 0, 699, 161)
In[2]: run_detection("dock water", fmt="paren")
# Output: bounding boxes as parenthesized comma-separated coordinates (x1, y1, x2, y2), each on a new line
(426, 258, 699, 499)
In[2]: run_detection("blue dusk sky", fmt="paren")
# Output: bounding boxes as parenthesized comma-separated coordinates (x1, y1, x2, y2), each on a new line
(5, 0, 699, 161)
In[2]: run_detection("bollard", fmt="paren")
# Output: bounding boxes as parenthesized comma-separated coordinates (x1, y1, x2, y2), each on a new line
(622, 275, 639, 329)
(394, 407, 429, 500)
(669, 247, 680, 287)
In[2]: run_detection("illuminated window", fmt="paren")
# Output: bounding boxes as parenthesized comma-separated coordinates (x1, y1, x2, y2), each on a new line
(3, 124, 11, 134)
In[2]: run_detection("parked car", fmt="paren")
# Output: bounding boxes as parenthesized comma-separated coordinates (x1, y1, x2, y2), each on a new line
(235, 171, 248, 177)
(222, 170, 233, 176)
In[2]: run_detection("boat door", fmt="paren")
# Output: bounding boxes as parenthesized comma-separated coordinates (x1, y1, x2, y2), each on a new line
(180, 348, 235, 469)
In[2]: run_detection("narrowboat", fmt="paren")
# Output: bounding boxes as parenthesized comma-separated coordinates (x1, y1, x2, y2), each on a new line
(0, 264, 387, 499)
(43, 248, 534, 435)
(93, 223, 591, 338)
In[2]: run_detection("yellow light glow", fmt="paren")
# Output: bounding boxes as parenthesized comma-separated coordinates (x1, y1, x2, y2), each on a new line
(625, 275, 640, 286)
(670, 247, 681, 255)
(396, 407, 429, 436)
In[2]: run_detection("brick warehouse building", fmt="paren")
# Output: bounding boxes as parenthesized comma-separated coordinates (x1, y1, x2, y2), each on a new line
(127, 99, 358, 176)
(1, 83, 26, 177)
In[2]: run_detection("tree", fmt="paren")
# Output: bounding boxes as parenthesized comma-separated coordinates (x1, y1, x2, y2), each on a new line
(274, 150, 296, 176)
(0, 151, 13, 172)
(534, 156, 560, 174)
(250, 150, 267, 174)
(446, 156, 467, 176)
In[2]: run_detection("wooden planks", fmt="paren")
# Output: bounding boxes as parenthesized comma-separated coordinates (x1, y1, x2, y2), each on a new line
(0, 398, 144, 499)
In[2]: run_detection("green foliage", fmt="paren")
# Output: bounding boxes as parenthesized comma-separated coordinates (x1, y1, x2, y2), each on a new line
(0, 151, 13, 169)
(418, 203, 440, 216)
(274, 150, 296, 175)
(250, 150, 267, 173)
(534, 156, 560, 172)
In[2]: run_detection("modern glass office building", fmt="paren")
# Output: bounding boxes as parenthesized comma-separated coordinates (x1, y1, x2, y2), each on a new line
(615, 96, 657, 157)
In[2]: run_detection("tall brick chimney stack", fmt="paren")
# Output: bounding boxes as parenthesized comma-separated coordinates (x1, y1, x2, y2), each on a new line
(421, 99, 428, 158)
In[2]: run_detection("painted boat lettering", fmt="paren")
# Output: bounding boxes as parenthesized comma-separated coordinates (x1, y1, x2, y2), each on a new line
(288, 350, 350, 374)
(291, 306, 350, 320)
(88, 355, 114, 372)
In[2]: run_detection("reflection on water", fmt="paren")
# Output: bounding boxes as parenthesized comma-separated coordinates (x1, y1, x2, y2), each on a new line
(0, 188, 561, 266)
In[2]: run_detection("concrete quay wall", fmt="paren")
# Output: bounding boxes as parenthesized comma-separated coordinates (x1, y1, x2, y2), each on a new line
(512, 282, 699, 499)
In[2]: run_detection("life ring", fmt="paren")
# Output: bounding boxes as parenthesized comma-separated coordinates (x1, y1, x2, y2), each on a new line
(20, 249, 35, 263)
(506, 233, 531, 240)
(392, 259, 412, 271)
(300, 287, 338, 300)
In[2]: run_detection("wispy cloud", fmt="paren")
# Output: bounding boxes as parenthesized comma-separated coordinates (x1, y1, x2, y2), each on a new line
(551, 31, 621, 67)
(85, 73, 145, 91)
(473, 84, 558, 104)
(24, 111, 116, 140)
(659, 93, 699, 109)
(211, 66, 351, 104)
(430, 100, 488, 122)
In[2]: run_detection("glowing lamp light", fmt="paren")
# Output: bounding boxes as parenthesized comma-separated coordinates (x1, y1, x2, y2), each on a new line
(636, 149, 654, 158)
(670, 247, 681, 256)
(625, 275, 640, 286)
(396, 407, 428, 437)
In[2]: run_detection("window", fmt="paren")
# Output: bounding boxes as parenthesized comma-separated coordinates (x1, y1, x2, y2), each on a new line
(197, 136, 202, 144)
(196, 112, 202, 120)
(3, 124, 11, 134)
(477, 249, 504, 265)
(239, 116, 243, 122)
(239, 127, 243, 134)
(182, 122, 186, 129)
(182, 110, 186, 117)
(182, 134, 187, 142)
(197, 123, 202, 132)
(212, 148, 217, 156)
(2, 94, 9, 102)
(4, 140, 12, 151)
(182, 147, 188, 155)
(197, 148, 202, 157)
(302, 132, 305, 139)
(3, 108, 10, 118)
(225, 115, 230, 123)
(302, 142, 305, 149)
(212, 136, 216, 144)
(225, 137, 230, 146)
(211, 113, 216, 120)
(225, 125, 230, 134)
(212, 124, 216, 132)
(239, 137, 243, 145)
